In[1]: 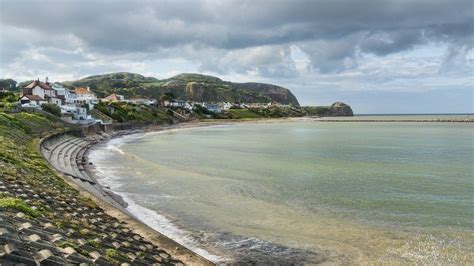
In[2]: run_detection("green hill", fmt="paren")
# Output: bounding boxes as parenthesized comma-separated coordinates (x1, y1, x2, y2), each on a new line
(61, 72, 300, 106)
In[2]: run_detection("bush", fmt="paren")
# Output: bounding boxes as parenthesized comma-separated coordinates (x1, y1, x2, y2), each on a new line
(0, 91, 17, 102)
(41, 103, 61, 117)
(192, 104, 214, 117)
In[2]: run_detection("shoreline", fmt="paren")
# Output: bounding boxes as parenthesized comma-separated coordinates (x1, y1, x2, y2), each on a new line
(38, 116, 474, 264)
(40, 118, 304, 263)
(85, 118, 474, 265)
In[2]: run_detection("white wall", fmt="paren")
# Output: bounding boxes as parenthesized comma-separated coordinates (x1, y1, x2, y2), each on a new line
(32, 86, 45, 99)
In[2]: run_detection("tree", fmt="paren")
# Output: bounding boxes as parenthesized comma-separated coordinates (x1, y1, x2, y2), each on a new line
(160, 92, 175, 106)
(0, 79, 17, 91)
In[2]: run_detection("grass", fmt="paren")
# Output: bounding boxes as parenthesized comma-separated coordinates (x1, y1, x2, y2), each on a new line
(95, 102, 173, 123)
(105, 248, 128, 263)
(0, 197, 40, 217)
(58, 240, 79, 249)
(0, 110, 172, 263)
(87, 239, 101, 248)
(225, 109, 263, 119)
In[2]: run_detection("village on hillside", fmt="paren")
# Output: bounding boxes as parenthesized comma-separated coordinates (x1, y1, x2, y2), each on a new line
(15, 78, 295, 124)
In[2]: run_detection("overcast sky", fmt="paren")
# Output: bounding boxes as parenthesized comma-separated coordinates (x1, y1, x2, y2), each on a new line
(1, 0, 473, 113)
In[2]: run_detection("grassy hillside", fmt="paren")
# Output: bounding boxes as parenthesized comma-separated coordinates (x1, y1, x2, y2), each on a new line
(95, 101, 173, 123)
(61, 72, 300, 106)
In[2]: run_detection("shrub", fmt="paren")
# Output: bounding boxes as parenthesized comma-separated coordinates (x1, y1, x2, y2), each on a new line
(41, 103, 61, 117)
(0, 91, 17, 102)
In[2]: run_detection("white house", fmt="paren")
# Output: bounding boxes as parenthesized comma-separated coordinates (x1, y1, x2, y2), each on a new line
(220, 102, 233, 110)
(129, 97, 157, 105)
(21, 80, 54, 99)
(184, 102, 193, 111)
(19, 95, 47, 106)
(204, 103, 221, 113)
(60, 105, 89, 120)
(51, 83, 69, 105)
(72, 87, 98, 109)
(20, 79, 62, 106)
(45, 95, 62, 106)
(51, 83, 67, 97)
(65, 91, 77, 104)
(164, 99, 187, 108)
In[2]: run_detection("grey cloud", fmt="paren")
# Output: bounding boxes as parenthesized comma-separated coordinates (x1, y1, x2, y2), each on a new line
(298, 34, 362, 73)
(198, 45, 299, 78)
(1, 0, 473, 76)
(360, 30, 425, 56)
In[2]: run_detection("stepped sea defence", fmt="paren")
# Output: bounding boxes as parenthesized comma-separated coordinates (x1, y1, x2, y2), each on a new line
(0, 112, 211, 265)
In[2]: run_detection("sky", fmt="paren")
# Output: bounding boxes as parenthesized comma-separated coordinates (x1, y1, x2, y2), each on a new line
(0, 0, 473, 114)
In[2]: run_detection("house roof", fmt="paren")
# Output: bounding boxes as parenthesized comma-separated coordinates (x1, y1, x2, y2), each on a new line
(74, 87, 93, 95)
(103, 93, 119, 101)
(20, 95, 45, 101)
(51, 83, 66, 90)
(129, 97, 149, 100)
(25, 80, 52, 90)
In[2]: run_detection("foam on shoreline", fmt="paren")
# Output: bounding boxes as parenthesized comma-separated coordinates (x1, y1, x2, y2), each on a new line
(88, 124, 230, 263)
(40, 122, 218, 265)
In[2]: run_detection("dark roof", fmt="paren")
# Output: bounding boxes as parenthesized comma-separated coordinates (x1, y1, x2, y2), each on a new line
(25, 80, 52, 90)
(20, 95, 45, 101)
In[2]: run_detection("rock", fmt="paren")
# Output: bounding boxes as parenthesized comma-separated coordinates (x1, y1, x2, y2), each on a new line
(17, 222, 32, 230)
(0, 228, 9, 236)
(328, 102, 354, 116)
(89, 251, 101, 262)
(34, 249, 53, 263)
(0, 244, 17, 256)
(60, 247, 76, 257)
(27, 234, 41, 242)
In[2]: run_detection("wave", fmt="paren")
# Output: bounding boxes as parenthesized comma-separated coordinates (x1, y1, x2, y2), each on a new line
(89, 141, 226, 263)
(120, 193, 226, 262)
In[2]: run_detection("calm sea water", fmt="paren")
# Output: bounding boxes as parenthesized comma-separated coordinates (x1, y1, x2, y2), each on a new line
(89, 117, 474, 264)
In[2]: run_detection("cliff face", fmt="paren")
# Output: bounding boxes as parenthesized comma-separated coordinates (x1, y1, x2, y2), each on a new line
(62, 72, 300, 106)
(185, 82, 206, 102)
(233, 83, 300, 107)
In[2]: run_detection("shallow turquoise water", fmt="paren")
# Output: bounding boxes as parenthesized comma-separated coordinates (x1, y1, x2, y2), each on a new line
(90, 120, 474, 263)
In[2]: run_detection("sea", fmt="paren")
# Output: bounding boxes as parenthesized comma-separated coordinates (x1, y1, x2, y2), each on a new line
(88, 114, 474, 264)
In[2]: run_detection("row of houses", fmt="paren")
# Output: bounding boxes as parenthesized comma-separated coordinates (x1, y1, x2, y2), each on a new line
(19, 79, 97, 123)
(18, 77, 291, 122)
(102, 93, 157, 106)
(163, 99, 291, 113)
(18, 78, 161, 124)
